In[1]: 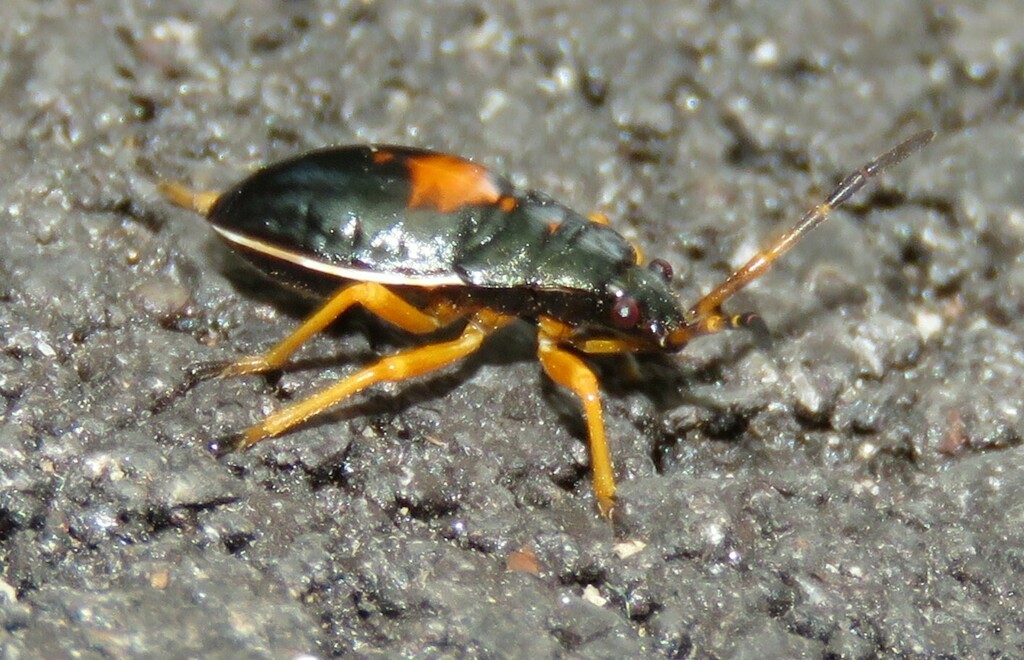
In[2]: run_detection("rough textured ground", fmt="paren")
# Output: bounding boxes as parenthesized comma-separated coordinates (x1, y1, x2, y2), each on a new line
(2, 0, 1023, 657)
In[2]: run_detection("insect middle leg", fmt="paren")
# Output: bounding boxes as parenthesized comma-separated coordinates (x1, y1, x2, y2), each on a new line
(228, 308, 513, 451)
(222, 282, 462, 377)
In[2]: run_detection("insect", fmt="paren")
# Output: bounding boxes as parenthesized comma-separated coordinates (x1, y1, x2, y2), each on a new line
(160, 130, 933, 516)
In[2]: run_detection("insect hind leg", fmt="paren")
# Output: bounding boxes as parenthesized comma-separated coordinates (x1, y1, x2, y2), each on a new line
(158, 181, 220, 215)
(223, 309, 513, 452)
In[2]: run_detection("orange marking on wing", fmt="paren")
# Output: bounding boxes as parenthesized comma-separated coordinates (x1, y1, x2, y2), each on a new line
(587, 212, 610, 225)
(405, 153, 503, 213)
(498, 195, 518, 212)
(372, 151, 395, 164)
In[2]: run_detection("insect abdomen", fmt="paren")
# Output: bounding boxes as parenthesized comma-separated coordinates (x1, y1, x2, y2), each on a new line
(207, 146, 636, 295)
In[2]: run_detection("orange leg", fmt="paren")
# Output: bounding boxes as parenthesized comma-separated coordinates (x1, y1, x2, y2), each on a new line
(158, 181, 220, 215)
(221, 282, 460, 377)
(230, 309, 513, 450)
(537, 318, 616, 517)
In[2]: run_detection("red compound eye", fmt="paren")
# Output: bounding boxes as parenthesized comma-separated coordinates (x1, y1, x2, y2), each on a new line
(648, 258, 673, 282)
(611, 296, 640, 329)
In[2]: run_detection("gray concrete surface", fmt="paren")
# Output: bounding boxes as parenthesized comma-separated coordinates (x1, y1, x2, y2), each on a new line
(2, 0, 1023, 657)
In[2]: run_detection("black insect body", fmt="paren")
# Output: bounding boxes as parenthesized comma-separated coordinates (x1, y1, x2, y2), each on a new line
(161, 132, 933, 516)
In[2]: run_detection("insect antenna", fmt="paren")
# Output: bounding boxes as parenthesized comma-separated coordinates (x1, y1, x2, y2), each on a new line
(671, 129, 934, 346)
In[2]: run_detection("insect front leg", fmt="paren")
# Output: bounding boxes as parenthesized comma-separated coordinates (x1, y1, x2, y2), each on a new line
(537, 318, 616, 518)
(687, 309, 773, 349)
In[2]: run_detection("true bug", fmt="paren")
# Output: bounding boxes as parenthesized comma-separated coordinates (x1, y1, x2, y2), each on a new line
(160, 130, 933, 516)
